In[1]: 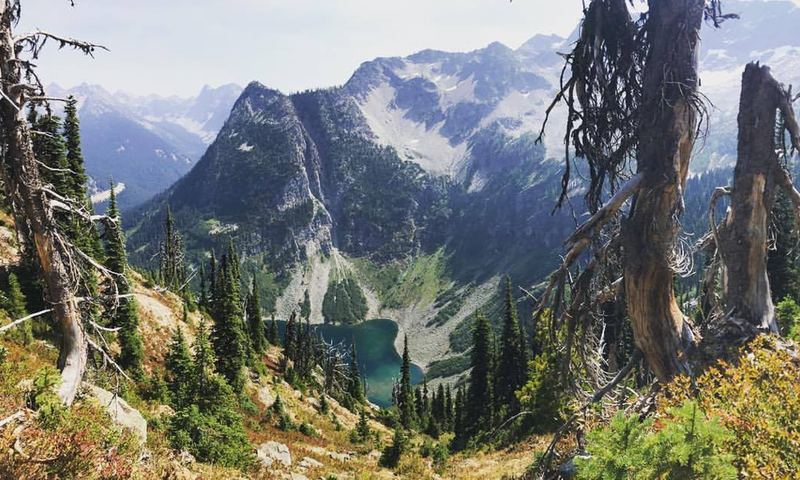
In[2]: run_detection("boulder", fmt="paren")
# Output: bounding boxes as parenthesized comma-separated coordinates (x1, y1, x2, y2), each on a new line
(299, 456, 324, 469)
(256, 384, 274, 408)
(329, 451, 351, 462)
(257, 441, 292, 468)
(290, 473, 309, 480)
(85, 384, 147, 442)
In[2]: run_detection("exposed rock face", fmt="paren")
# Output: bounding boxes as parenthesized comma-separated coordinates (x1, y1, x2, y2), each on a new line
(84, 384, 147, 442)
(257, 441, 292, 468)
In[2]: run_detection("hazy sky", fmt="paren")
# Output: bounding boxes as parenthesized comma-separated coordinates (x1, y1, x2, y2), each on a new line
(16, 0, 587, 97)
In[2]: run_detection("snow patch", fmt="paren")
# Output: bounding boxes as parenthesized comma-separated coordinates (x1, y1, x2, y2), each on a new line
(90, 183, 125, 204)
(238, 142, 254, 152)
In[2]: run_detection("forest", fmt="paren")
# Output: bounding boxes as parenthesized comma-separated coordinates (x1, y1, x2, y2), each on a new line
(0, 0, 799, 479)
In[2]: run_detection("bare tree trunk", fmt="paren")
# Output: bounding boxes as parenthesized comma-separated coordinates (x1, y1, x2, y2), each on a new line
(622, 0, 704, 382)
(715, 63, 800, 334)
(0, 1, 86, 405)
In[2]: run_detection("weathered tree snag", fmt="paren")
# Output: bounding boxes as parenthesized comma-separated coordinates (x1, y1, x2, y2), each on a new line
(0, 0, 105, 405)
(712, 63, 800, 336)
(620, 0, 705, 382)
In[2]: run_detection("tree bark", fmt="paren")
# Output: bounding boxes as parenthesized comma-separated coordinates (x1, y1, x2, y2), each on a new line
(716, 63, 798, 333)
(622, 0, 704, 382)
(0, 1, 86, 405)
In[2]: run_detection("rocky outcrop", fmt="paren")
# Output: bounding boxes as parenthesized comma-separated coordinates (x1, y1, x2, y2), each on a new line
(84, 384, 147, 442)
(257, 441, 292, 468)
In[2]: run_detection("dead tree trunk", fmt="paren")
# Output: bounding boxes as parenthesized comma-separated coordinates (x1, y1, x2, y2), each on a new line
(712, 63, 800, 335)
(620, 0, 705, 382)
(0, 1, 106, 405)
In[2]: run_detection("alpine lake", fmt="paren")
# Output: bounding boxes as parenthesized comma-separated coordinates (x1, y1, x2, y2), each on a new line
(276, 318, 423, 407)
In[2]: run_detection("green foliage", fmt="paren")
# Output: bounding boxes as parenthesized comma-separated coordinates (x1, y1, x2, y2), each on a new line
(246, 276, 267, 354)
(467, 312, 494, 434)
(2, 273, 31, 345)
(775, 297, 800, 340)
(30, 367, 67, 429)
(211, 241, 248, 392)
(397, 335, 415, 429)
(322, 277, 368, 324)
(662, 337, 800, 477)
(350, 408, 372, 444)
(496, 276, 527, 413)
(300, 289, 311, 319)
(299, 420, 318, 438)
(348, 340, 365, 404)
(164, 320, 253, 469)
(380, 427, 410, 469)
(105, 181, 144, 377)
(577, 401, 735, 479)
(515, 347, 565, 431)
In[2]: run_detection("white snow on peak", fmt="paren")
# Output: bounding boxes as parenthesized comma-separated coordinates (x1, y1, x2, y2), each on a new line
(238, 142, 254, 152)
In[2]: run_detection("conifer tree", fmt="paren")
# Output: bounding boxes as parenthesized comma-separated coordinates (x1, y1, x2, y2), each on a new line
(453, 384, 466, 449)
(284, 311, 298, 360)
(348, 338, 365, 403)
(165, 326, 193, 409)
(159, 206, 185, 291)
(468, 312, 494, 433)
(4, 272, 31, 344)
(768, 190, 800, 303)
(105, 180, 144, 376)
(211, 243, 247, 392)
(31, 111, 69, 194)
(63, 96, 88, 199)
(193, 319, 214, 393)
(355, 408, 371, 442)
(497, 276, 527, 413)
(246, 276, 266, 354)
(199, 263, 208, 309)
(267, 315, 280, 346)
(208, 251, 217, 309)
(415, 385, 424, 420)
(300, 289, 311, 319)
(445, 384, 454, 431)
(398, 334, 415, 429)
(434, 383, 446, 424)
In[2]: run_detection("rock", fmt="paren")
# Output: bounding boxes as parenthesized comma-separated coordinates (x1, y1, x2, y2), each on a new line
(367, 450, 381, 460)
(299, 456, 324, 469)
(177, 450, 195, 465)
(290, 473, 309, 480)
(257, 441, 292, 468)
(257, 384, 275, 408)
(329, 451, 351, 462)
(154, 404, 175, 418)
(558, 454, 590, 478)
(84, 384, 147, 442)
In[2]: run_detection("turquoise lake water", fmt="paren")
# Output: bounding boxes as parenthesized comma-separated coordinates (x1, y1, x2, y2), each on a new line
(277, 319, 423, 407)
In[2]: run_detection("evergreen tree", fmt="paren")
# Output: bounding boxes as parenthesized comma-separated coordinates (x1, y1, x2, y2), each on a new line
(105, 180, 144, 376)
(267, 315, 280, 346)
(468, 312, 495, 434)
(353, 408, 371, 443)
(208, 251, 217, 309)
(165, 326, 194, 409)
(300, 289, 311, 319)
(415, 386, 425, 421)
(348, 338, 365, 403)
(193, 319, 215, 394)
(453, 384, 466, 449)
(246, 276, 266, 354)
(284, 311, 298, 360)
(497, 276, 528, 413)
(768, 190, 800, 304)
(434, 383, 446, 424)
(211, 242, 247, 392)
(199, 263, 208, 309)
(159, 206, 185, 291)
(62, 95, 88, 199)
(31, 111, 69, 194)
(398, 334, 415, 429)
(445, 384, 454, 431)
(3, 272, 31, 345)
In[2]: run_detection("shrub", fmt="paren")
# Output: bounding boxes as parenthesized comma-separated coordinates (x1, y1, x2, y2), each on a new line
(299, 420, 318, 438)
(380, 428, 410, 469)
(775, 297, 800, 340)
(577, 400, 735, 479)
(662, 336, 800, 478)
(30, 367, 66, 429)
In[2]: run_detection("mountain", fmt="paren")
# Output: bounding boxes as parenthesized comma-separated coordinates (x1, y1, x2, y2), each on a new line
(48, 83, 242, 209)
(126, 0, 800, 377)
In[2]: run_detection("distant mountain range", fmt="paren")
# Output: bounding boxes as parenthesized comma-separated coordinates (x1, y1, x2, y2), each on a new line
(48, 83, 242, 209)
(123, 0, 800, 375)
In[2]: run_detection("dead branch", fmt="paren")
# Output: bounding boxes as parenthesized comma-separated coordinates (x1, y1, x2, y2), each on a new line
(0, 308, 52, 333)
(0, 410, 25, 429)
(87, 338, 131, 382)
(536, 348, 643, 477)
(565, 172, 644, 245)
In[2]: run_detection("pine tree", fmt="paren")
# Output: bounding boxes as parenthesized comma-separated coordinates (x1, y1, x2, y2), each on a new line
(398, 335, 415, 429)
(349, 338, 365, 403)
(31, 112, 69, 194)
(62, 95, 88, 199)
(497, 276, 528, 413)
(468, 312, 494, 434)
(267, 315, 280, 346)
(453, 384, 466, 449)
(159, 206, 185, 291)
(193, 319, 215, 394)
(165, 326, 194, 409)
(246, 276, 266, 354)
(415, 386, 424, 421)
(199, 263, 208, 309)
(354, 408, 371, 442)
(300, 289, 311, 319)
(284, 311, 298, 361)
(211, 242, 247, 392)
(768, 190, 800, 303)
(4, 272, 31, 345)
(208, 251, 217, 309)
(105, 180, 144, 376)
(445, 384, 454, 431)
(434, 383, 446, 424)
